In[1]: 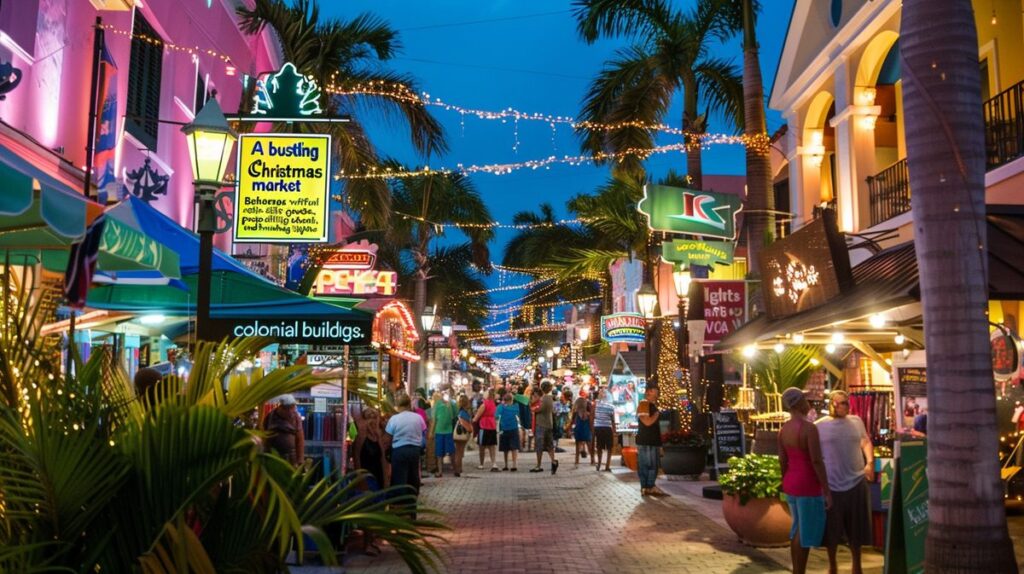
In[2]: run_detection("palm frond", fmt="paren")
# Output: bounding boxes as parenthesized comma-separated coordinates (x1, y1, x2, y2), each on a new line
(572, 0, 674, 43)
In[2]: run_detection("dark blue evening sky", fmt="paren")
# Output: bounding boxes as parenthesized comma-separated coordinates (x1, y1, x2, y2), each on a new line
(323, 1, 795, 333)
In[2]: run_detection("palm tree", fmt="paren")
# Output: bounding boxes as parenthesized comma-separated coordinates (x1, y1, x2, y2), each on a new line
(573, 0, 743, 188)
(0, 282, 447, 573)
(389, 172, 493, 390)
(900, 1, 1017, 570)
(394, 243, 490, 331)
(237, 0, 447, 229)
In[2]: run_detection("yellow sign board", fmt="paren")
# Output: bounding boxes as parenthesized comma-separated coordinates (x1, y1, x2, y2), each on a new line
(233, 134, 331, 243)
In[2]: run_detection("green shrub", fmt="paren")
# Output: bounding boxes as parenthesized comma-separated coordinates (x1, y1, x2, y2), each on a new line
(718, 454, 782, 505)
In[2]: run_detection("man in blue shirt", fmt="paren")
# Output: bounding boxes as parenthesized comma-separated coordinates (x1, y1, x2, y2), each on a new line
(385, 393, 427, 518)
(496, 393, 522, 471)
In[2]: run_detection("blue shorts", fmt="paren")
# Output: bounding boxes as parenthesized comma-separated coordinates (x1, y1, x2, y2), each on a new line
(499, 429, 520, 452)
(787, 495, 826, 548)
(434, 433, 455, 457)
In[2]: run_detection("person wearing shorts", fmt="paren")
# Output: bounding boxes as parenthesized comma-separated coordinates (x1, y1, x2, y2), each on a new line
(779, 387, 831, 574)
(817, 391, 874, 574)
(569, 393, 593, 469)
(473, 389, 498, 471)
(530, 381, 559, 474)
(496, 393, 522, 470)
(593, 388, 616, 471)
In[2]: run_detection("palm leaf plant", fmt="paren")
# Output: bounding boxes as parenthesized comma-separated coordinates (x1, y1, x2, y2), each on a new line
(0, 277, 447, 573)
(237, 0, 447, 230)
(573, 0, 744, 188)
(740, 344, 818, 396)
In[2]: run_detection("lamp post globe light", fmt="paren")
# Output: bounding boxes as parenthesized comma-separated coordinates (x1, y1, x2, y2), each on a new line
(181, 99, 237, 341)
(672, 267, 692, 368)
(441, 318, 453, 338)
(578, 325, 591, 343)
(636, 281, 658, 384)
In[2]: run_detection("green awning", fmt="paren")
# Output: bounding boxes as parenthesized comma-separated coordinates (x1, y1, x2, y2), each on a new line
(0, 214, 180, 277)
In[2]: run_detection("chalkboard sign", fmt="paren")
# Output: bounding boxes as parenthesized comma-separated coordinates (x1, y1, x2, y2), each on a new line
(712, 410, 745, 467)
(897, 366, 927, 397)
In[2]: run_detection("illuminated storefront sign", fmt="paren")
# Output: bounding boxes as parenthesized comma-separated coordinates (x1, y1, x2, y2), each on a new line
(234, 133, 331, 243)
(759, 210, 853, 319)
(206, 317, 371, 345)
(601, 312, 646, 344)
(702, 281, 746, 344)
(313, 242, 397, 296)
(661, 239, 735, 266)
(372, 301, 421, 361)
(638, 185, 743, 240)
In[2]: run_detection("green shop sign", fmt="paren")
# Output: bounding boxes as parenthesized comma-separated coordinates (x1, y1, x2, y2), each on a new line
(250, 62, 324, 120)
(662, 239, 734, 266)
(638, 185, 743, 240)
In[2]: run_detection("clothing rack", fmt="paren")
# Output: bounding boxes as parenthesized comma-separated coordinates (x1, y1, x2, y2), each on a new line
(847, 388, 893, 445)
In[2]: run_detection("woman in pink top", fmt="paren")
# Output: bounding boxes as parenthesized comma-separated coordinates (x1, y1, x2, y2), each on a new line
(779, 387, 831, 574)
(473, 389, 499, 471)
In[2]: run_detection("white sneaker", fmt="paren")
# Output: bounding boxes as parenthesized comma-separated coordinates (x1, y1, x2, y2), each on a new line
(476, 465, 486, 470)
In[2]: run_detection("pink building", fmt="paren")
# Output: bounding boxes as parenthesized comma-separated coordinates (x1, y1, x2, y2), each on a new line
(0, 0, 281, 241)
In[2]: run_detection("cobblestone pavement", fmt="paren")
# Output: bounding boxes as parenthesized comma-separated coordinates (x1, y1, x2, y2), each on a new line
(329, 460, 788, 574)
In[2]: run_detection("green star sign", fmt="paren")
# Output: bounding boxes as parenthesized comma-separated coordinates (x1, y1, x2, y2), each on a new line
(661, 239, 735, 266)
(638, 184, 743, 240)
(251, 62, 323, 120)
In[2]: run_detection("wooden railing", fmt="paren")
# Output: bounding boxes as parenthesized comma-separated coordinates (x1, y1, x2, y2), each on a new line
(866, 158, 910, 227)
(985, 79, 1024, 170)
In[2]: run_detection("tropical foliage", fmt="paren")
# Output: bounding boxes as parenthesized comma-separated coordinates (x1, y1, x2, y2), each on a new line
(0, 281, 447, 573)
(740, 344, 818, 394)
(237, 0, 447, 229)
(718, 454, 782, 505)
(572, 0, 744, 186)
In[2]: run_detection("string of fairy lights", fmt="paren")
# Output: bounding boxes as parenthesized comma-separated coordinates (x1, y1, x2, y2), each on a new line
(393, 210, 596, 231)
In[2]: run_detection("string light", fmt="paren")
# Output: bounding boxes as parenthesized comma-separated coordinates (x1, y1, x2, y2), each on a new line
(463, 322, 570, 341)
(100, 24, 233, 64)
(471, 342, 528, 354)
(465, 278, 548, 296)
(392, 209, 594, 230)
(335, 137, 757, 180)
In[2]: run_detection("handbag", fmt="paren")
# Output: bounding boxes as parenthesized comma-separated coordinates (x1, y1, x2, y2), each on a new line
(454, 417, 471, 442)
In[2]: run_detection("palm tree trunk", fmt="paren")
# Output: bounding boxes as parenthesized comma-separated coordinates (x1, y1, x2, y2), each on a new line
(742, 0, 774, 280)
(411, 173, 434, 396)
(901, 1, 1017, 571)
(683, 82, 703, 190)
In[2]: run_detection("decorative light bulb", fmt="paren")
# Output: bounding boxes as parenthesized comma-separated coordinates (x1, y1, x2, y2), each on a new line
(793, 333, 805, 344)
(742, 345, 757, 358)
(831, 332, 845, 345)
(869, 314, 886, 329)
(894, 334, 906, 345)
(774, 343, 785, 354)
(826, 344, 837, 354)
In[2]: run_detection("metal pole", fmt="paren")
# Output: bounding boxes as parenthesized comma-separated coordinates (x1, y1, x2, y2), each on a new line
(195, 184, 217, 341)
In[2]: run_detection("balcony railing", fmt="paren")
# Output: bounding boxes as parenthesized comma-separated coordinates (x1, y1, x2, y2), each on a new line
(984, 80, 1024, 171)
(866, 158, 910, 227)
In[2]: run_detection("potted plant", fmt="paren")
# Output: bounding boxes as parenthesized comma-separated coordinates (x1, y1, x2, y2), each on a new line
(718, 454, 791, 547)
(660, 430, 709, 477)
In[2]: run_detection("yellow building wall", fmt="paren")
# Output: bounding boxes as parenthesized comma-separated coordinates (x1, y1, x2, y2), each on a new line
(973, 0, 1024, 95)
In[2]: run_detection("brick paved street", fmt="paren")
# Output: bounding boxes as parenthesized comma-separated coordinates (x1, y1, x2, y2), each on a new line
(330, 461, 789, 574)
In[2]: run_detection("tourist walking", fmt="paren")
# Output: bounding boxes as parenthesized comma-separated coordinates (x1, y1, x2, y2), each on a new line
(569, 391, 593, 469)
(473, 388, 499, 471)
(816, 390, 873, 574)
(531, 381, 559, 474)
(384, 393, 427, 519)
(779, 387, 831, 574)
(514, 383, 532, 452)
(496, 392, 522, 471)
(452, 395, 474, 477)
(593, 388, 616, 472)
(636, 386, 664, 496)
(262, 394, 305, 467)
(352, 406, 387, 556)
(429, 391, 456, 478)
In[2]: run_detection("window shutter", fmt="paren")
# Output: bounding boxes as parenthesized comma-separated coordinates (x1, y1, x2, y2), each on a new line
(125, 14, 163, 150)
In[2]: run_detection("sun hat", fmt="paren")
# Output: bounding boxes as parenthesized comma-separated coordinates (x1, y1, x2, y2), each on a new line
(781, 387, 806, 410)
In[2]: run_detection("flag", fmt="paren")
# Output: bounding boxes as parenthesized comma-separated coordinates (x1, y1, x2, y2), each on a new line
(64, 215, 106, 309)
(93, 44, 118, 204)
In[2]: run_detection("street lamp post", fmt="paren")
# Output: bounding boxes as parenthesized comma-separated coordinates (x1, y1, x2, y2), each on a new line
(672, 266, 692, 369)
(636, 282, 658, 382)
(182, 99, 237, 342)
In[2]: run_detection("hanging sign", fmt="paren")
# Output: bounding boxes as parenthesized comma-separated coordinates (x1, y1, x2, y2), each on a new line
(313, 241, 398, 297)
(638, 185, 743, 240)
(372, 301, 421, 361)
(234, 133, 331, 243)
(991, 327, 1023, 382)
(759, 210, 853, 319)
(702, 281, 746, 344)
(250, 62, 323, 121)
(661, 239, 735, 266)
(600, 313, 646, 344)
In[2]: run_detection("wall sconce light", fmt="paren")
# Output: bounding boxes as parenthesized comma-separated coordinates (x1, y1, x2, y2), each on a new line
(855, 86, 877, 107)
(805, 128, 825, 167)
(858, 114, 878, 131)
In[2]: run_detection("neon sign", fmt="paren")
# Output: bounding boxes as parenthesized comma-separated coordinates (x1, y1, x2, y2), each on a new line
(313, 241, 397, 296)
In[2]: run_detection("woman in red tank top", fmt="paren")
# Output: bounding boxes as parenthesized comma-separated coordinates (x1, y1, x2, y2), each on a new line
(779, 387, 831, 574)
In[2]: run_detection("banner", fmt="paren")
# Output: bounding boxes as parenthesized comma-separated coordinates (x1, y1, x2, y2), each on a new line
(234, 134, 331, 243)
(93, 45, 118, 203)
(702, 281, 746, 344)
(600, 312, 646, 344)
(638, 185, 742, 240)
(661, 238, 734, 266)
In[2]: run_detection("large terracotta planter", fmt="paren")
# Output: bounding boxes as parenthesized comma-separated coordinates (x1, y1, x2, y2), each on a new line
(721, 493, 791, 547)
(661, 444, 707, 477)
